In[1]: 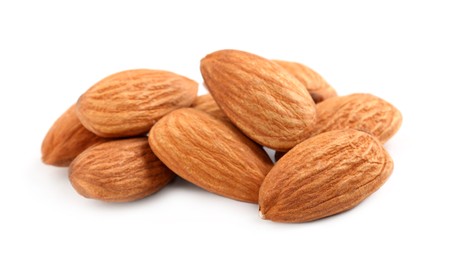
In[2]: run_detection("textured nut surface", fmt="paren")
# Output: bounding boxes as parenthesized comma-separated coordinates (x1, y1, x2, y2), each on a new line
(201, 49, 316, 151)
(191, 94, 227, 120)
(259, 129, 393, 223)
(273, 60, 337, 103)
(76, 69, 198, 137)
(313, 93, 402, 143)
(41, 104, 107, 166)
(69, 138, 174, 202)
(149, 108, 273, 203)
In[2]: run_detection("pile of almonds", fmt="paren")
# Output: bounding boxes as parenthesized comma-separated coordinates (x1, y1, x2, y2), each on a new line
(42, 49, 402, 223)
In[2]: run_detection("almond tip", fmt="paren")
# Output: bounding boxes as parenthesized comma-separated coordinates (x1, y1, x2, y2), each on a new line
(259, 209, 265, 220)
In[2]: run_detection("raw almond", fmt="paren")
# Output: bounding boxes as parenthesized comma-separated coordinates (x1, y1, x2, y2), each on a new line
(69, 138, 174, 202)
(76, 69, 198, 138)
(259, 129, 393, 223)
(42, 104, 107, 166)
(273, 60, 337, 103)
(200, 49, 316, 151)
(313, 93, 402, 143)
(191, 94, 228, 120)
(149, 108, 273, 203)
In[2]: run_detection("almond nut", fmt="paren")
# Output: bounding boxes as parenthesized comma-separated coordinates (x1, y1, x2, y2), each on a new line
(42, 104, 107, 166)
(273, 60, 337, 103)
(259, 129, 393, 222)
(149, 108, 273, 203)
(313, 93, 402, 143)
(76, 69, 198, 137)
(69, 138, 174, 202)
(201, 49, 316, 151)
(191, 94, 227, 120)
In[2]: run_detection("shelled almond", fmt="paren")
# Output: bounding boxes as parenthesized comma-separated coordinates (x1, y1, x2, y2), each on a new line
(259, 129, 393, 222)
(70, 138, 174, 202)
(149, 108, 273, 203)
(41, 104, 108, 166)
(273, 60, 337, 103)
(77, 69, 198, 137)
(200, 50, 317, 151)
(41, 49, 402, 223)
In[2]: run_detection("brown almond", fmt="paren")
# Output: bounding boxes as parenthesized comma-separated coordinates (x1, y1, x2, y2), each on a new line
(273, 60, 337, 103)
(42, 104, 108, 166)
(76, 69, 198, 138)
(259, 129, 393, 223)
(69, 138, 174, 202)
(313, 93, 402, 143)
(191, 94, 228, 120)
(149, 108, 273, 203)
(200, 49, 316, 151)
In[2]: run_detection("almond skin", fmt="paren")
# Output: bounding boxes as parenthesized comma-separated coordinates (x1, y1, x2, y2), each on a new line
(42, 104, 108, 167)
(191, 94, 228, 120)
(273, 60, 337, 103)
(259, 129, 393, 223)
(69, 138, 174, 202)
(200, 49, 316, 151)
(149, 108, 273, 203)
(76, 69, 198, 138)
(313, 93, 402, 143)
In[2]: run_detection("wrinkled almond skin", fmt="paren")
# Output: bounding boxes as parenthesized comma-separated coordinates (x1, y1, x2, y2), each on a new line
(259, 129, 393, 223)
(273, 60, 337, 103)
(191, 94, 228, 120)
(41, 104, 108, 167)
(76, 69, 198, 138)
(201, 50, 316, 151)
(314, 93, 402, 143)
(69, 138, 174, 202)
(149, 108, 273, 203)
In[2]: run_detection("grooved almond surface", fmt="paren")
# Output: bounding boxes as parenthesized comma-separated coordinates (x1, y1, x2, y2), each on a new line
(76, 69, 198, 137)
(259, 129, 393, 223)
(149, 108, 273, 203)
(191, 94, 228, 120)
(273, 60, 337, 103)
(200, 50, 316, 151)
(41, 104, 107, 166)
(313, 93, 402, 143)
(69, 138, 174, 202)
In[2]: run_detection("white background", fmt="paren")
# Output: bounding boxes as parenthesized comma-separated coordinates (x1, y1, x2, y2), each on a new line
(1, 0, 456, 259)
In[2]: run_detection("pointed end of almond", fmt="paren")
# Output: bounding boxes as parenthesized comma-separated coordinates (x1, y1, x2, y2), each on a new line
(259, 208, 266, 220)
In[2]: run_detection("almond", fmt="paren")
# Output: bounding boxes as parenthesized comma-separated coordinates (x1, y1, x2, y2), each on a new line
(191, 94, 228, 120)
(259, 129, 393, 223)
(273, 60, 337, 103)
(42, 104, 108, 166)
(69, 138, 174, 202)
(148, 108, 273, 203)
(200, 49, 316, 151)
(313, 93, 402, 143)
(76, 69, 198, 138)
